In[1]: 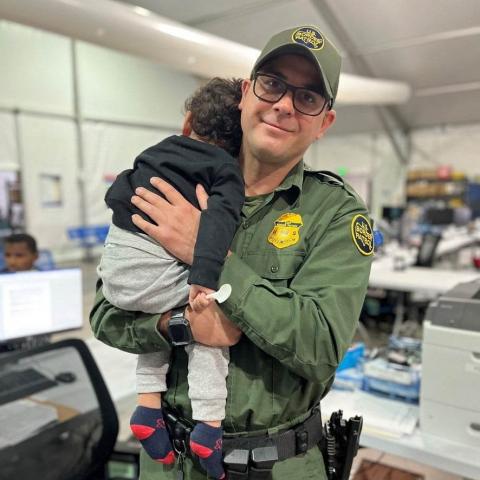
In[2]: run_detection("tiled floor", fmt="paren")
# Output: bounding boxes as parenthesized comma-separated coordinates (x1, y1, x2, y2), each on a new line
(58, 259, 461, 480)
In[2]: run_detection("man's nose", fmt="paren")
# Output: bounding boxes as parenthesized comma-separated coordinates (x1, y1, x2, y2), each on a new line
(273, 90, 295, 115)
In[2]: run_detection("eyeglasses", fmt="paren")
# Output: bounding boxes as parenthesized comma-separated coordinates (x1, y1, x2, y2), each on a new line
(253, 73, 330, 116)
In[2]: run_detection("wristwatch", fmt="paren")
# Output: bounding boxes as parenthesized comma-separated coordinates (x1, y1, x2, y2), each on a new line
(167, 306, 193, 347)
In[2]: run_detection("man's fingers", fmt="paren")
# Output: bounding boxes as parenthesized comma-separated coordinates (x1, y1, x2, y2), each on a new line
(134, 186, 170, 209)
(131, 195, 161, 221)
(150, 177, 188, 206)
(196, 184, 209, 210)
(131, 214, 159, 236)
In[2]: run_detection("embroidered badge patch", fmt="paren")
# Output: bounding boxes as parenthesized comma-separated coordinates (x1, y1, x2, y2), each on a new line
(292, 27, 325, 50)
(351, 214, 374, 256)
(268, 213, 303, 249)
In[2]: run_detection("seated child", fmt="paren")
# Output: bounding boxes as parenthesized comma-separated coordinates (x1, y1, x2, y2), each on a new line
(97, 77, 244, 479)
(2, 233, 39, 273)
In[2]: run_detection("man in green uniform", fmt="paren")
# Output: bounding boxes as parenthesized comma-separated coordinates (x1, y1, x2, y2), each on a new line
(91, 25, 373, 479)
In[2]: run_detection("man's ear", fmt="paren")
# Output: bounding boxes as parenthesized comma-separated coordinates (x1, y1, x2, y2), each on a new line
(182, 111, 193, 136)
(238, 79, 251, 111)
(315, 109, 336, 140)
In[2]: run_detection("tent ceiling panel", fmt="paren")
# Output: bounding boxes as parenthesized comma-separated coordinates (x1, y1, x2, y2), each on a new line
(326, 0, 480, 49)
(361, 35, 480, 89)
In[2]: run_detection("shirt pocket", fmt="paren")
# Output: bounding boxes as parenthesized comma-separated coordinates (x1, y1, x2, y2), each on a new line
(244, 249, 306, 285)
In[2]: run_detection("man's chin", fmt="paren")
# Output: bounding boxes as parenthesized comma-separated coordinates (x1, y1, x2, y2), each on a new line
(252, 144, 288, 165)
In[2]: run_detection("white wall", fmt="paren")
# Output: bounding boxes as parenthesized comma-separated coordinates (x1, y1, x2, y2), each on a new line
(82, 122, 175, 226)
(410, 123, 480, 177)
(0, 20, 199, 258)
(0, 113, 18, 170)
(18, 114, 81, 252)
(308, 131, 406, 219)
(77, 42, 197, 127)
(0, 21, 73, 116)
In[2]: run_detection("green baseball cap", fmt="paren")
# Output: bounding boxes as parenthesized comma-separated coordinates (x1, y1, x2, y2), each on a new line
(251, 26, 342, 105)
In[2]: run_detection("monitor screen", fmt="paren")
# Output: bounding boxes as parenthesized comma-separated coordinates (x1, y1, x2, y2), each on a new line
(0, 269, 83, 342)
(424, 208, 454, 225)
(382, 206, 404, 222)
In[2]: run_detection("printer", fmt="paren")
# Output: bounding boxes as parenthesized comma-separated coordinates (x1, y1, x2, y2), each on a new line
(421, 279, 480, 447)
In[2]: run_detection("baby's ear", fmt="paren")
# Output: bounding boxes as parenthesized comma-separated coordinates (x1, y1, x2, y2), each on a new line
(182, 111, 193, 136)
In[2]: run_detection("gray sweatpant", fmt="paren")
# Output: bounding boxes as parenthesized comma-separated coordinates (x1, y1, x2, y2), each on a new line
(97, 224, 229, 421)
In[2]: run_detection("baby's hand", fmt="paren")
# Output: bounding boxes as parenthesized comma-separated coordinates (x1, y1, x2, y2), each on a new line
(189, 284, 215, 312)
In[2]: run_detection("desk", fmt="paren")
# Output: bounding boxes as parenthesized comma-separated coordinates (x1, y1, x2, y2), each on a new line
(436, 230, 480, 258)
(368, 260, 480, 335)
(369, 262, 480, 295)
(322, 389, 480, 480)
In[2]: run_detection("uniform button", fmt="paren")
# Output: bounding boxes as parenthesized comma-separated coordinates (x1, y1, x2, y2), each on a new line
(243, 221, 250, 229)
(270, 265, 279, 273)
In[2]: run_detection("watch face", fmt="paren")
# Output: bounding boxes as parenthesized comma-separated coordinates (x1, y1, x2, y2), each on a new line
(168, 318, 192, 346)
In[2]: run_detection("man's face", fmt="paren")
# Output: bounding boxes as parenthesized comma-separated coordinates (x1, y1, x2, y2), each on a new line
(238, 54, 336, 167)
(4, 242, 38, 272)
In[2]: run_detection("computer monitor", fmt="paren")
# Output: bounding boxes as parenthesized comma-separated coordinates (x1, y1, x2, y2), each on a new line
(424, 208, 454, 226)
(382, 206, 405, 223)
(0, 268, 83, 343)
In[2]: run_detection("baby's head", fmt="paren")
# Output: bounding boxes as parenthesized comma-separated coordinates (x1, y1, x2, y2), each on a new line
(183, 78, 243, 157)
(3, 233, 38, 272)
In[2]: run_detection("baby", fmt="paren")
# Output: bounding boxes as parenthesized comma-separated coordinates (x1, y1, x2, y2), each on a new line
(97, 78, 244, 479)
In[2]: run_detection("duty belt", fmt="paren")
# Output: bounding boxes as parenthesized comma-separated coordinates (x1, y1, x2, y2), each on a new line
(164, 405, 323, 480)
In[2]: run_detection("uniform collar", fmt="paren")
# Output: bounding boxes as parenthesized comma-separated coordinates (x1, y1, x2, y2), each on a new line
(272, 160, 304, 203)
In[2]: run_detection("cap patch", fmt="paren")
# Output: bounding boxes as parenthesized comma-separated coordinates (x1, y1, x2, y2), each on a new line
(292, 27, 324, 51)
(351, 214, 374, 256)
(268, 213, 303, 249)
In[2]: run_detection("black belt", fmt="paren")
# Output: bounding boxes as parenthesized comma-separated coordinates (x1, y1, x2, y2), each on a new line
(222, 406, 322, 460)
(164, 406, 323, 480)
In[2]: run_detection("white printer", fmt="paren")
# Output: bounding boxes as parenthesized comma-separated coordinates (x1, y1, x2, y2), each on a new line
(421, 279, 480, 447)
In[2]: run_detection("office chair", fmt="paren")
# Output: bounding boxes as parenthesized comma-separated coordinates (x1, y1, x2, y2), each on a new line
(0, 339, 136, 480)
(400, 232, 443, 327)
(415, 232, 442, 267)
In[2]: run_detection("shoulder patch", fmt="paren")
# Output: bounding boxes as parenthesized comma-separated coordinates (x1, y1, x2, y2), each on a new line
(351, 214, 374, 256)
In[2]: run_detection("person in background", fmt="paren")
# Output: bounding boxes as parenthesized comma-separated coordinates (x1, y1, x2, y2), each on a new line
(2, 233, 38, 273)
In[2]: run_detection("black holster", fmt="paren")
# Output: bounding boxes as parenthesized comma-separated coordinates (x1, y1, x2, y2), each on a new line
(321, 410, 363, 480)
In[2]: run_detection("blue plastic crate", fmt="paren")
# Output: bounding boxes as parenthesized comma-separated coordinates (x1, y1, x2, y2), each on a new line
(337, 343, 365, 372)
(362, 358, 421, 403)
(67, 225, 109, 247)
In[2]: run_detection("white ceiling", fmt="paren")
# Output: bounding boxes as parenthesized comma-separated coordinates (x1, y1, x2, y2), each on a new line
(119, 0, 480, 135)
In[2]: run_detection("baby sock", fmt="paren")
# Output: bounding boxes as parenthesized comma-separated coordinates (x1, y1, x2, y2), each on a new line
(130, 406, 175, 464)
(189, 423, 225, 479)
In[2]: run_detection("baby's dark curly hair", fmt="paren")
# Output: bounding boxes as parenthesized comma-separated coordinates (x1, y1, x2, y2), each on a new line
(184, 77, 243, 158)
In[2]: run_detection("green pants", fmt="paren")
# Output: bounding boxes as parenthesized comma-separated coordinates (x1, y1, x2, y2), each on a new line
(139, 445, 328, 479)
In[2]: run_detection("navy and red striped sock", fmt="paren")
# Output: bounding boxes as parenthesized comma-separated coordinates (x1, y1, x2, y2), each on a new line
(130, 406, 175, 464)
(189, 423, 225, 479)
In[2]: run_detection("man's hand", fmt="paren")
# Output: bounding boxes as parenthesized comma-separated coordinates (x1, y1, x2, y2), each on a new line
(131, 178, 208, 265)
(186, 302, 241, 347)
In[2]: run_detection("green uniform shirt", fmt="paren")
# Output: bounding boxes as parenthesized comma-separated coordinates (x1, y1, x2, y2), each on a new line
(90, 160, 373, 479)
